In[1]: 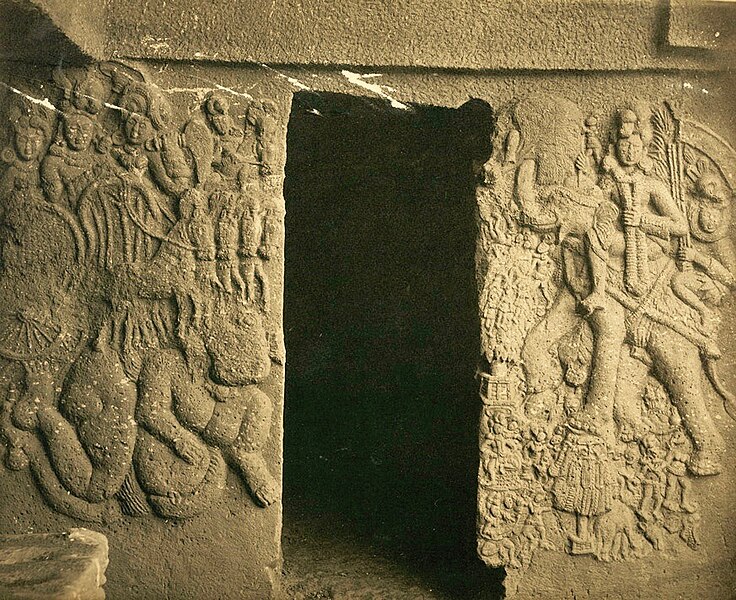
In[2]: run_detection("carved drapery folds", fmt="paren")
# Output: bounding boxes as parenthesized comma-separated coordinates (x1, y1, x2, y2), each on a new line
(0, 62, 284, 523)
(476, 94, 736, 568)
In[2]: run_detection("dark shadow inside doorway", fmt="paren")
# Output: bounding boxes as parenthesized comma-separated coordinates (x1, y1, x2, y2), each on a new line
(282, 91, 502, 599)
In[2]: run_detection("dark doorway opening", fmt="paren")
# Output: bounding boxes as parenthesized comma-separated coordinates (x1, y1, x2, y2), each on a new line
(282, 91, 501, 599)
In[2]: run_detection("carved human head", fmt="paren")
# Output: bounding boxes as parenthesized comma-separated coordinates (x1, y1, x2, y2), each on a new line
(12, 117, 46, 162)
(120, 83, 158, 143)
(618, 108, 638, 139)
(689, 166, 732, 239)
(123, 111, 150, 145)
(204, 92, 232, 136)
(72, 73, 107, 115)
(614, 106, 652, 170)
(639, 433, 662, 458)
(615, 132, 645, 167)
(63, 112, 95, 151)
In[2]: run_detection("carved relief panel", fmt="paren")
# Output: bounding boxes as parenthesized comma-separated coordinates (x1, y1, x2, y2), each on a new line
(0, 62, 285, 525)
(475, 94, 736, 570)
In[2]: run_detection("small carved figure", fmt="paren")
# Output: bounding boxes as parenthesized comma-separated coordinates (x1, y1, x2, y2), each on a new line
(593, 499, 647, 562)
(637, 434, 666, 522)
(245, 100, 279, 178)
(184, 91, 246, 190)
(135, 306, 277, 514)
(41, 112, 107, 209)
(550, 428, 614, 555)
(0, 104, 50, 200)
(662, 430, 697, 513)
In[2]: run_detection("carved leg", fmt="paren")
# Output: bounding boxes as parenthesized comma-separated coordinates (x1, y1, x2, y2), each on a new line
(662, 473, 680, 511)
(229, 263, 248, 304)
(679, 478, 697, 513)
(613, 350, 649, 438)
(639, 482, 654, 520)
(23, 434, 120, 523)
(522, 288, 578, 417)
(580, 232, 608, 315)
(254, 262, 270, 314)
(648, 326, 724, 476)
(241, 259, 257, 303)
(219, 386, 277, 507)
(11, 364, 56, 432)
(574, 301, 626, 442)
(35, 403, 93, 499)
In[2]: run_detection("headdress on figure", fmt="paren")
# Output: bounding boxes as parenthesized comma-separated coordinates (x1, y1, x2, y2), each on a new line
(1, 96, 53, 164)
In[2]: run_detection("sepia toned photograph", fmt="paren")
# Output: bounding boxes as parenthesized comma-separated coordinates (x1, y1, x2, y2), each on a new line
(0, 1, 734, 598)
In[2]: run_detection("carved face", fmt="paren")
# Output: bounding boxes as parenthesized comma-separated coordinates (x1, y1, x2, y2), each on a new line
(13, 127, 44, 161)
(124, 112, 150, 145)
(206, 95, 232, 136)
(211, 113, 231, 136)
(616, 133, 644, 167)
(63, 114, 94, 151)
(689, 171, 732, 241)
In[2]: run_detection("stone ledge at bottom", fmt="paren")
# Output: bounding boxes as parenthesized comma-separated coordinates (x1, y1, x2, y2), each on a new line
(0, 528, 108, 600)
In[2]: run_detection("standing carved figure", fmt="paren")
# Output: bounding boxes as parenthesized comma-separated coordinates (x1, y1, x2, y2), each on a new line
(476, 94, 736, 571)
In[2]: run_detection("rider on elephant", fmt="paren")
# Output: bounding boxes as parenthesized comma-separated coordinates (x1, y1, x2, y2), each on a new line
(566, 107, 725, 476)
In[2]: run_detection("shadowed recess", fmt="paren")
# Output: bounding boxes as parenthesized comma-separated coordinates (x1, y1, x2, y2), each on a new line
(283, 90, 503, 598)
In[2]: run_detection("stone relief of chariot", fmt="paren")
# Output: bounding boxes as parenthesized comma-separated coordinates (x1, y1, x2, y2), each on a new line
(0, 61, 284, 523)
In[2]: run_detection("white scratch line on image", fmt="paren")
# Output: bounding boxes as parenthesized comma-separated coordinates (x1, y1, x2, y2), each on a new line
(163, 86, 216, 99)
(3, 84, 59, 112)
(340, 71, 409, 110)
(259, 63, 313, 91)
(214, 84, 254, 100)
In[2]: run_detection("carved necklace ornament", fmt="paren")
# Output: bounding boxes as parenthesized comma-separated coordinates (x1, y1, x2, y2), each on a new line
(0, 62, 283, 523)
(476, 95, 736, 568)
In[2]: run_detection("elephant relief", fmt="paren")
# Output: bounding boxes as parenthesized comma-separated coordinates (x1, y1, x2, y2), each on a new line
(476, 94, 736, 568)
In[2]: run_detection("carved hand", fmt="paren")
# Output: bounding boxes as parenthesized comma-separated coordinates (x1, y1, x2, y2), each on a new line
(574, 151, 589, 174)
(174, 433, 207, 465)
(623, 208, 641, 228)
(677, 245, 694, 264)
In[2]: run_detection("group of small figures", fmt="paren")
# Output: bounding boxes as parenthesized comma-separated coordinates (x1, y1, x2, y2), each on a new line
(479, 392, 700, 568)
(476, 95, 736, 568)
(0, 62, 284, 522)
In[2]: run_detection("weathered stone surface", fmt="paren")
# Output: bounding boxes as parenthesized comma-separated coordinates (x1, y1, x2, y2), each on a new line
(0, 60, 287, 599)
(475, 93, 736, 598)
(668, 0, 736, 52)
(3, 0, 734, 71)
(0, 528, 108, 600)
(0, 0, 734, 598)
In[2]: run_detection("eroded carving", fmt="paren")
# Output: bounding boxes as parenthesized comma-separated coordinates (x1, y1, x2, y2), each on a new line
(0, 62, 284, 522)
(476, 95, 736, 568)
